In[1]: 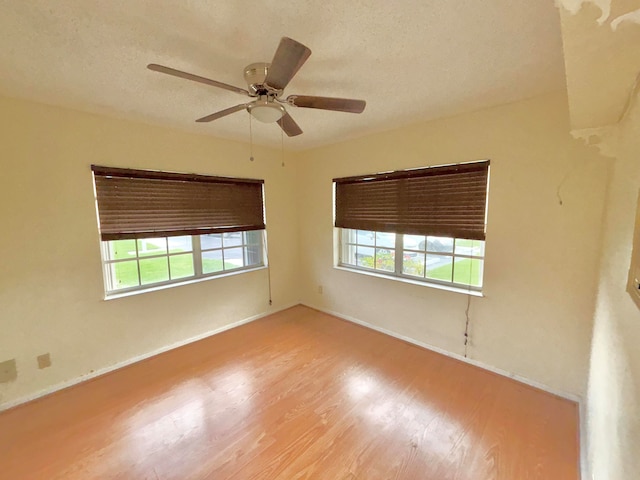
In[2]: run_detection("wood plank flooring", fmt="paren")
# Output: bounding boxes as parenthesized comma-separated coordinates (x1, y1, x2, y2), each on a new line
(0, 305, 579, 479)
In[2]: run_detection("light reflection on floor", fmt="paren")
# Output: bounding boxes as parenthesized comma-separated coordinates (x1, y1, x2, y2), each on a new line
(343, 366, 468, 462)
(58, 369, 258, 479)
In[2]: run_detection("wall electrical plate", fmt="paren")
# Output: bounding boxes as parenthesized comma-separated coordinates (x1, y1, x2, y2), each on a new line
(627, 190, 640, 310)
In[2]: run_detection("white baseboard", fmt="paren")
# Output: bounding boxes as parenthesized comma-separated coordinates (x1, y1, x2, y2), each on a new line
(0, 302, 298, 412)
(303, 303, 587, 477)
(578, 399, 590, 480)
(302, 303, 582, 402)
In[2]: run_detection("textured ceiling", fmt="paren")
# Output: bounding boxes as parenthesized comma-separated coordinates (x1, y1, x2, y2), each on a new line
(0, 0, 566, 150)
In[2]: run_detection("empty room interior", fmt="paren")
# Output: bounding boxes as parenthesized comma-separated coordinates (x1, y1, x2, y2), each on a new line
(1, 1, 639, 479)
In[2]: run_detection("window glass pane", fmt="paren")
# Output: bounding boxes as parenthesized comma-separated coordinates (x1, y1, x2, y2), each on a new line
(403, 252, 425, 277)
(223, 232, 243, 247)
(453, 258, 484, 287)
(201, 234, 222, 250)
(342, 228, 357, 244)
(102, 231, 267, 294)
(244, 230, 262, 246)
(426, 236, 454, 253)
(168, 236, 192, 253)
(247, 231, 263, 266)
(356, 246, 375, 268)
(375, 232, 395, 249)
(139, 257, 170, 285)
(343, 242, 357, 265)
(356, 230, 375, 246)
(426, 254, 453, 282)
(224, 247, 244, 269)
(375, 248, 395, 272)
(202, 250, 224, 274)
(455, 239, 485, 257)
(137, 238, 167, 257)
(169, 253, 194, 279)
(108, 239, 137, 260)
(111, 260, 139, 289)
(245, 241, 263, 266)
(403, 235, 425, 251)
(338, 229, 484, 290)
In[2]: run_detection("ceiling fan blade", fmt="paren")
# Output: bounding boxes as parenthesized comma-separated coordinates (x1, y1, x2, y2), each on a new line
(288, 95, 366, 113)
(264, 38, 312, 90)
(277, 112, 303, 137)
(195, 104, 248, 122)
(148, 64, 249, 95)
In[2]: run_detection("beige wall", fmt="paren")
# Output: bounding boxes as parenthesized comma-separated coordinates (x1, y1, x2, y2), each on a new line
(586, 97, 640, 479)
(0, 90, 614, 413)
(296, 91, 608, 397)
(0, 95, 300, 408)
(555, 2, 640, 476)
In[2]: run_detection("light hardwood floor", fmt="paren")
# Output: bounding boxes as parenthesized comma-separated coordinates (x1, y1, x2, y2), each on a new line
(0, 305, 579, 479)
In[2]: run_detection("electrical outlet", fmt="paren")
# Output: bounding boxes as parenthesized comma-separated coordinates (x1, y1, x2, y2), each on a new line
(0, 359, 17, 383)
(37, 353, 51, 369)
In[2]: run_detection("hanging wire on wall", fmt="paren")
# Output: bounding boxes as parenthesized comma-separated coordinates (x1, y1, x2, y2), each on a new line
(463, 244, 474, 358)
(556, 161, 577, 206)
(463, 294, 472, 358)
(557, 152, 604, 206)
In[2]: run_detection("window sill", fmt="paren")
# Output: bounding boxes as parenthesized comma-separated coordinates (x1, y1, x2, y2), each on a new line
(104, 265, 267, 300)
(333, 265, 484, 297)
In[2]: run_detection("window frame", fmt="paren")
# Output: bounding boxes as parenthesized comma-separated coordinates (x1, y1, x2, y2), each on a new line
(100, 230, 266, 298)
(92, 165, 268, 298)
(338, 228, 485, 293)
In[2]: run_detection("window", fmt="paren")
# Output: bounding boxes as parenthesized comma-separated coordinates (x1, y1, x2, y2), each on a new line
(340, 229, 484, 289)
(334, 160, 489, 291)
(102, 232, 264, 293)
(92, 165, 266, 296)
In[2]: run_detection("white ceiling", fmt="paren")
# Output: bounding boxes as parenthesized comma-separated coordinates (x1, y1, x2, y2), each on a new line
(0, 0, 566, 151)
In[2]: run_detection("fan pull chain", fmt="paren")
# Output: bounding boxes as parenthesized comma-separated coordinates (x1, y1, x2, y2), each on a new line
(264, 230, 273, 306)
(249, 114, 254, 162)
(267, 262, 273, 306)
(464, 294, 472, 358)
(281, 127, 285, 167)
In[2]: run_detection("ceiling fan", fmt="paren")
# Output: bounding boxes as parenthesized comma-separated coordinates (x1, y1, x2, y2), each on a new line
(147, 37, 366, 137)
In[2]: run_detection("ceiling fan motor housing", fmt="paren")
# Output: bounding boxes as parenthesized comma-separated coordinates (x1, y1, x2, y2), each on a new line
(244, 62, 280, 96)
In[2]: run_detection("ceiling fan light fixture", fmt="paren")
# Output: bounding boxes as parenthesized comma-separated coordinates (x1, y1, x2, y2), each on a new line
(247, 101, 285, 123)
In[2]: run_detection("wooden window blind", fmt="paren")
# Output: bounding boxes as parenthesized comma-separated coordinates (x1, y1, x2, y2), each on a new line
(334, 160, 489, 240)
(92, 165, 265, 241)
